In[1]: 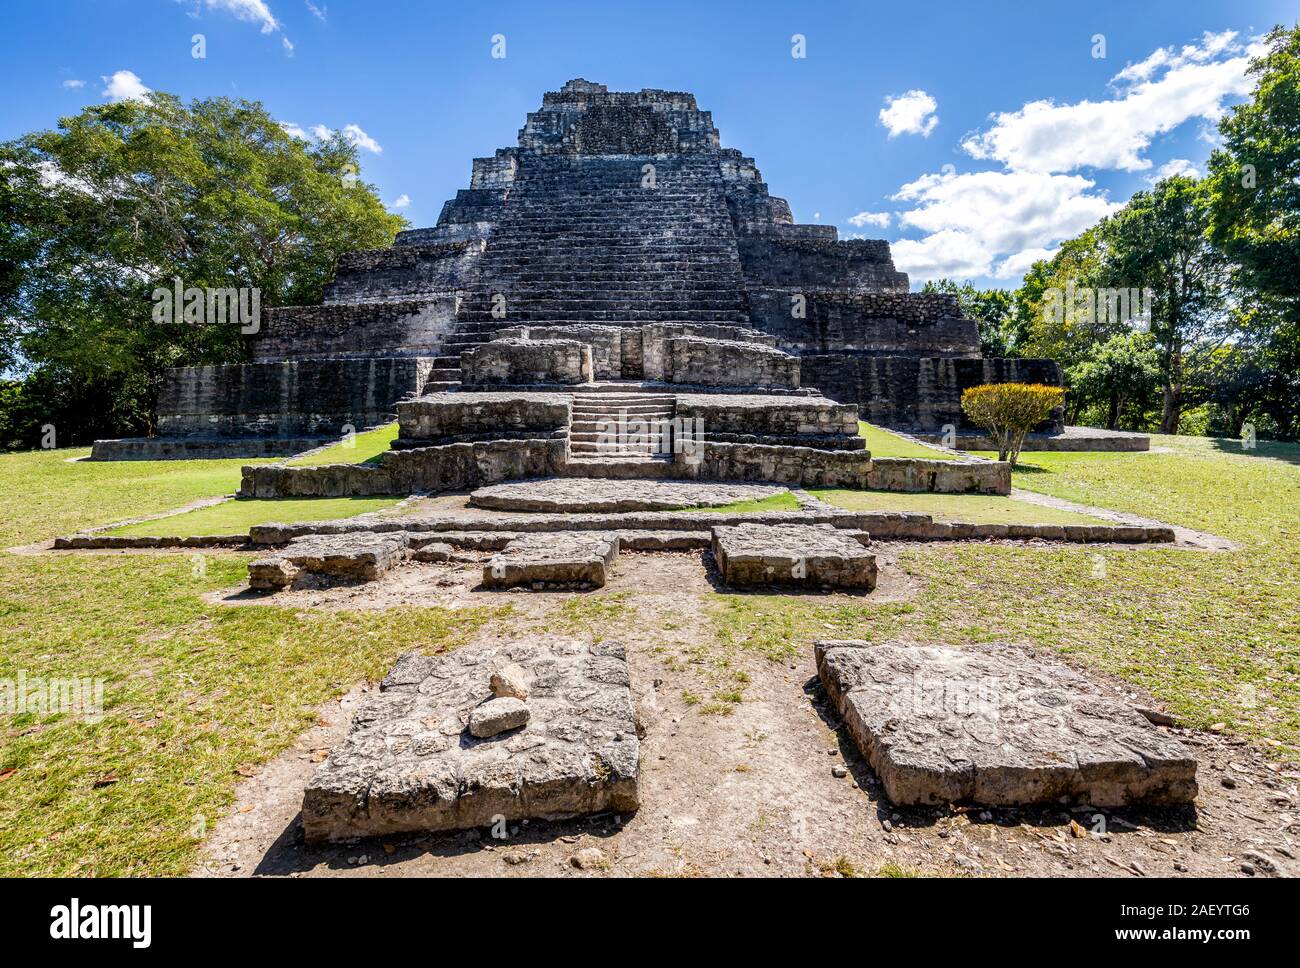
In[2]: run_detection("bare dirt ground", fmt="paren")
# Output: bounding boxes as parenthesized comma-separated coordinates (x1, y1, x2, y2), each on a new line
(195, 549, 1298, 879)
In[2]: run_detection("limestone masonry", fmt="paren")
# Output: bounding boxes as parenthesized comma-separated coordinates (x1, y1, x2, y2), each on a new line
(92, 78, 1061, 494)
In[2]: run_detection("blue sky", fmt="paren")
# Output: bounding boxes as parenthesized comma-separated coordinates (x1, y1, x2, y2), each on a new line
(3, 0, 1294, 288)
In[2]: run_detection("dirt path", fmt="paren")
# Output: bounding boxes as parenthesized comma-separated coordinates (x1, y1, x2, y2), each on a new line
(195, 550, 1296, 878)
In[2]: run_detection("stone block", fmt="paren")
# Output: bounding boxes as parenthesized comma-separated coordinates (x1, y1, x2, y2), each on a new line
(483, 531, 620, 589)
(711, 522, 877, 589)
(461, 338, 593, 386)
(247, 532, 410, 590)
(815, 640, 1198, 807)
(302, 638, 640, 842)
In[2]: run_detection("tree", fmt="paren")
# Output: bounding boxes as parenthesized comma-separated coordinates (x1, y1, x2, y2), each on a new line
(0, 92, 406, 448)
(960, 382, 1066, 465)
(1099, 176, 1229, 434)
(1065, 332, 1161, 430)
(1207, 24, 1300, 440)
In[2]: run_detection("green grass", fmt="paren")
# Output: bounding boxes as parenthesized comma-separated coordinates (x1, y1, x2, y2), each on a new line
(678, 491, 802, 514)
(859, 421, 961, 460)
(285, 422, 398, 467)
(715, 437, 1300, 756)
(810, 488, 1109, 525)
(107, 496, 403, 537)
(0, 448, 273, 547)
(0, 448, 499, 875)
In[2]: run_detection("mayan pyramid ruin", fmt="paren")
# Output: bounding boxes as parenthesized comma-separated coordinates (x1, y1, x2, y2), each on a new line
(93, 78, 1061, 493)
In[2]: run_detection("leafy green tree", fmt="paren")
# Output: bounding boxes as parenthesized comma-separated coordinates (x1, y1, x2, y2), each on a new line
(1207, 24, 1300, 440)
(1097, 176, 1229, 434)
(0, 92, 406, 447)
(1065, 332, 1161, 430)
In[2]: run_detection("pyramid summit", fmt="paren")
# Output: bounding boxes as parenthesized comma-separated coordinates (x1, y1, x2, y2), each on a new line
(93, 78, 1060, 485)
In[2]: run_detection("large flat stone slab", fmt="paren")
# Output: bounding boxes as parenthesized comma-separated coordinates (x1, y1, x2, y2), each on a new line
(470, 477, 787, 513)
(711, 522, 876, 589)
(815, 640, 1198, 807)
(248, 532, 410, 590)
(302, 638, 640, 842)
(483, 531, 620, 589)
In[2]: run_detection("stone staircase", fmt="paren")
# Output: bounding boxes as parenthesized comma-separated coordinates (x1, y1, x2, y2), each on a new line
(565, 391, 678, 477)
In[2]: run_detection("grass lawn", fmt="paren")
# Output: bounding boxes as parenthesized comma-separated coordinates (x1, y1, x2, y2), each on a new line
(107, 496, 403, 537)
(0, 448, 499, 876)
(286, 423, 398, 467)
(859, 421, 961, 460)
(678, 491, 802, 513)
(810, 488, 1109, 525)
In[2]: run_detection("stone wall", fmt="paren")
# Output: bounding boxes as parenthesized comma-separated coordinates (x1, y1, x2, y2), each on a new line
(321, 240, 484, 304)
(240, 437, 568, 498)
(683, 442, 870, 488)
(799, 355, 1064, 433)
(396, 391, 570, 444)
(737, 237, 909, 292)
(493, 325, 624, 379)
(665, 337, 799, 389)
(746, 289, 981, 357)
(674, 393, 858, 439)
(866, 457, 1011, 495)
(460, 338, 593, 386)
(254, 299, 456, 361)
(155, 357, 435, 438)
(89, 434, 330, 461)
(640, 322, 775, 381)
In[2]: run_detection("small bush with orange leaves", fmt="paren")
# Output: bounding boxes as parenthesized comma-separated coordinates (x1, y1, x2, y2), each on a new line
(960, 383, 1066, 466)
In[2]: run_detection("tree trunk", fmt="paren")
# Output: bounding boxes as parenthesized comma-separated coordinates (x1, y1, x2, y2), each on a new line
(1106, 393, 1119, 430)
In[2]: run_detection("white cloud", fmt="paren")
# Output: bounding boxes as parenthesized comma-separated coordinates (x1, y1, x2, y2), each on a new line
(188, 1, 294, 53)
(993, 246, 1058, 280)
(847, 211, 891, 228)
(280, 121, 310, 140)
(100, 70, 150, 102)
(305, 123, 384, 154)
(391, 194, 411, 209)
(961, 30, 1264, 173)
(1150, 158, 1201, 183)
(341, 124, 382, 154)
(888, 168, 1119, 283)
(305, 1, 327, 21)
(62, 79, 86, 89)
(878, 90, 938, 138)
(204, 0, 279, 33)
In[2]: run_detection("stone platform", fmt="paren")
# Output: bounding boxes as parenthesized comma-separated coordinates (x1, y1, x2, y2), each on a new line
(815, 640, 1198, 807)
(302, 638, 640, 842)
(470, 478, 787, 513)
(248, 532, 410, 590)
(483, 531, 620, 589)
(711, 522, 877, 590)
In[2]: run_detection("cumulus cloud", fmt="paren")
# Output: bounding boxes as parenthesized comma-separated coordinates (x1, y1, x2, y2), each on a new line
(847, 211, 891, 229)
(391, 194, 411, 209)
(62, 79, 86, 89)
(878, 89, 938, 138)
(280, 121, 310, 140)
(303, 122, 384, 153)
(888, 169, 1119, 282)
(961, 30, 1263, 173)
(101, 70, 150, 102)
(1150, 157, 1201, 182)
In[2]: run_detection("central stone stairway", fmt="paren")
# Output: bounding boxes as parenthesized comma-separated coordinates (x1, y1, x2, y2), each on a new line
(566, 391, 678, 477)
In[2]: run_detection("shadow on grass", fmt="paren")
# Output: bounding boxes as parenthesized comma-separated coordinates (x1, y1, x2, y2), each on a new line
(1206, 437, 1300, 465)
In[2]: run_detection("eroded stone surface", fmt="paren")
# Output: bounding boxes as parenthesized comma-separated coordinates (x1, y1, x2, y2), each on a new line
(711, 523, 876, 589)
(302, 638, 640, 842)
(815, 640, 1198, 807)
(469, 697, 531, 737)
(471, 477, 786, 513)
(248, 532, 410, 590)
(483, 531, 619, 589)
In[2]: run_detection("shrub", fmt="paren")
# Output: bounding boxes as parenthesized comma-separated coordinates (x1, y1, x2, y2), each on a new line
(960, 383, 1066, 465)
